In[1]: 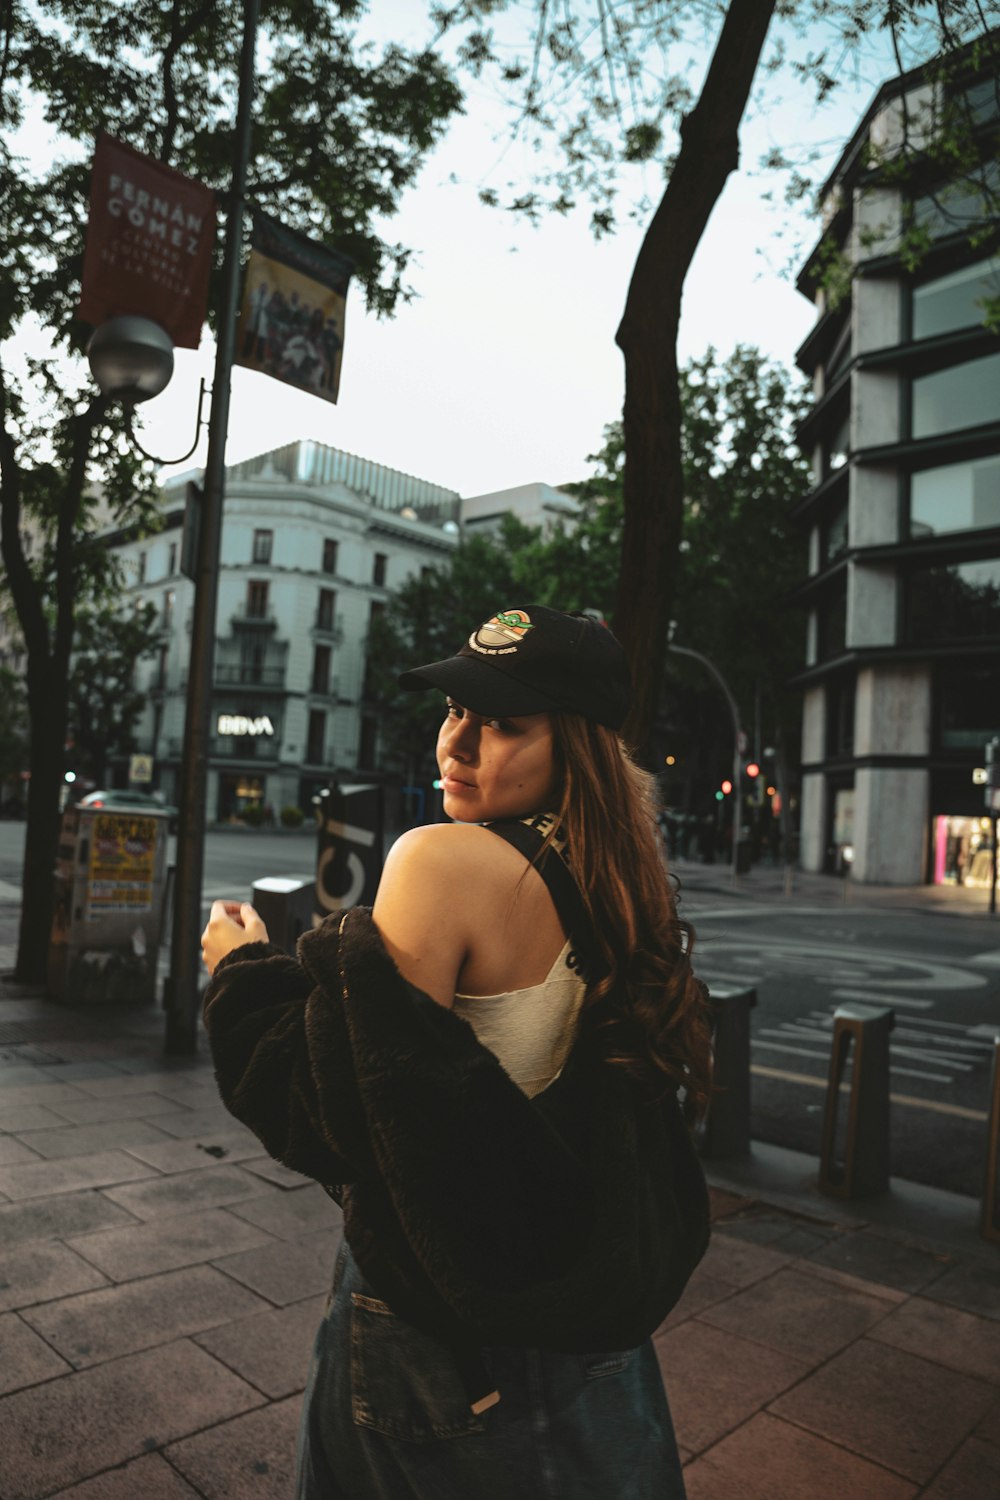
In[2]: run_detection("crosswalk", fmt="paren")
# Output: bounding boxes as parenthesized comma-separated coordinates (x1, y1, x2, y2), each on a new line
(749, 1006, 997, 1086)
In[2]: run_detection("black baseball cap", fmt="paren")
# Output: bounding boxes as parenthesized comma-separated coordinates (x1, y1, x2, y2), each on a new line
(398, 605, 631, 729)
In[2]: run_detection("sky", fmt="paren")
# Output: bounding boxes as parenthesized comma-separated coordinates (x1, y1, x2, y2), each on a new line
(18, 3, 910, 499)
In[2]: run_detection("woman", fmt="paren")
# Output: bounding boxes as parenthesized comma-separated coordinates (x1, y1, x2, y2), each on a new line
(201, 604, 712, 1500)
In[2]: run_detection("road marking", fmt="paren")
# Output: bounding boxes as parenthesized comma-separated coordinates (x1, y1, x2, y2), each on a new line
(0, 879, 21, 901)
(969, 950, 1000, 967)
(753, 1039, 838, 1062)
(832, 988, 932, 1010)
(695, 969, 763, 988)
(749, 1064, 988, 1121)
(968, 1024, 1000, 1042)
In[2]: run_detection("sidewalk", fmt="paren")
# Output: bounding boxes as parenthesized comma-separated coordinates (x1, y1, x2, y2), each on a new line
(0, 924, 997, 1496)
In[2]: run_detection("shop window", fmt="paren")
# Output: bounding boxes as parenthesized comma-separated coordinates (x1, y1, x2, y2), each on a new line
(821, 502, 849, 565)
(322, 538, 338, 574)
(816, 576, 847, 660)
(907, 558, 1000, 644)
(910, 455, 1000, 537)
(307, 709, 326, 765)
(252, 529, 273, 564)
(912, 258, 1000, 340)
(826, 675, 856, 758)
(373, 552, 387, 587)
(317, 587, 336, 630)
(246, 580, 269, 618)
(912, 352, 1000, 439)
(312, 643, 331, 695)
(936, 662, 1000, 750)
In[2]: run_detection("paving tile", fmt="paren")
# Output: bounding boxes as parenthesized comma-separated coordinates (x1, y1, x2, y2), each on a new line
(70, 1069, 212, 1098)
(920, 1435, 1000, 1499)
(699, 1233, 793, 1289)
(214, 1228, 341, 1305)
(922, 1261, 1000, 1322)
(227, 1183, 342, 1239)
(101, 1165, 269, 1220)
(0, 1340, 264, 1500)
(0, 1310, 72, 1394)
(47, 1451, 202, 1499)
(38, 1092, 191, 1125)
(707, 1187, 752, 1220)
(683, 1411, 917, 1500)
(239, 1155, 314, 1189)
(0, 1241, 108, 1312)
(66, 1207, 276, 1282)
(152, 1105, 255, 1140)
(0, 1189, 139, 1247)
(770, 1338, 995, 1484)
(30, 1060, 129, 1080)
(659, 1265, 739, 1332)
(0, 1101, 75, 1132)
(122, 1134, 264, 1173)
(0, 1081, 91, 1106)
(195, 1293, 326, 1398)
(0, 1137, 42, 1166)
(166, 1394, 301, 1500)
(805, 1229, 951, 1295)
(698, 1266, 891, 1364)
(794, 1258, 908, 1304)
(22, 1264, 270, 1369)
(869, 1295, 1000, 1384)
(655, 1320, 809, 1453)
(0, 1148, 156, 1200)
(14, 1118, 175, 1160)
(976, 1397, 1000, 1448)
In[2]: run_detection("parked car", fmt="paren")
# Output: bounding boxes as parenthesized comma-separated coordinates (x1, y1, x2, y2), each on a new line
(78, 789, 178, 832)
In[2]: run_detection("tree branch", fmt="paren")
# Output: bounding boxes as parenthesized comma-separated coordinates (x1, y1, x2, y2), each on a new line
(0, 356, 50, 664)
(53, 395, 107, 674)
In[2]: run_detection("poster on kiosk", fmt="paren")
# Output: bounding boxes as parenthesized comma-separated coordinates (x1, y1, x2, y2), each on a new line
(48, 805, 169, 1004)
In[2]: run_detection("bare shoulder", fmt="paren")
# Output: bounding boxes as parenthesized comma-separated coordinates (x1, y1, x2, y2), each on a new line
(379, 821, 503, 890)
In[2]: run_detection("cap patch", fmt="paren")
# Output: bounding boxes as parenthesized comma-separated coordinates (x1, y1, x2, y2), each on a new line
(468, 608, 535, 657)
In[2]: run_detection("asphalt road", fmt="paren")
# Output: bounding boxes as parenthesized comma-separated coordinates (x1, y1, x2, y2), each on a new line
(2, 822, 998, 1197)
(681, 888, 1000, 1199)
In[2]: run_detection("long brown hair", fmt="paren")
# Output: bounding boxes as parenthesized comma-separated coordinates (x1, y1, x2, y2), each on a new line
(546, 713, 712, 1120)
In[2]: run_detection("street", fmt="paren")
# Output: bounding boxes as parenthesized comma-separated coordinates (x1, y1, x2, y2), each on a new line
(2, 822, 998, 1199)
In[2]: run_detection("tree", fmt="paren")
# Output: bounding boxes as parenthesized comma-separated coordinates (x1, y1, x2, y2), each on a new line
(67, 601, 162, 787)
(441, 2, 1000, 756)
(0, 664, 29, 814)
(0, 0, 465, 980)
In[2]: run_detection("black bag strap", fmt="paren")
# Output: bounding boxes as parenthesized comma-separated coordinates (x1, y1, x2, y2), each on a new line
(484, 817, 603, 984)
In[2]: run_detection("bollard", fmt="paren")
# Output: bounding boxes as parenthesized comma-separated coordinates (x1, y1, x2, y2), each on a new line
(818, 1002, 895, 1198)
(697, 986, 757, 1160)
(251, 877, 316, 956)
(981, 1036, 1000, 1244)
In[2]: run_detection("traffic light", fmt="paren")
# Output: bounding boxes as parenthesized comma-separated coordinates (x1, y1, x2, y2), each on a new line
(746, 762, 760, 779)
(720, 778, 733, 795)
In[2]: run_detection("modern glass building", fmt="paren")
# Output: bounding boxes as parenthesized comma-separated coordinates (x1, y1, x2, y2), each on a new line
(792, 40, 1000, 884)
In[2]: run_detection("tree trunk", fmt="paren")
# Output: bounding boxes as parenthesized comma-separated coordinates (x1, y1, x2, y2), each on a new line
(14, 672, 68, 984)
(614, 0, 778, 760)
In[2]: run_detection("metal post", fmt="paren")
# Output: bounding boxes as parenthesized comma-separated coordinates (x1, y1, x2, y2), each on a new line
(164, 0, 260, 1054)
(667, 643, 743, 888)
(991, 816, 997, 918)
(697, 985, 757, 1159)
(981, 1037, 1000, 1243)
(818, 1002, 895, 1198)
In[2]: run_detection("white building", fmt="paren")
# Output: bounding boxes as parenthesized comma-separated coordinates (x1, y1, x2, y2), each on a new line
(112, 441, 461, 820)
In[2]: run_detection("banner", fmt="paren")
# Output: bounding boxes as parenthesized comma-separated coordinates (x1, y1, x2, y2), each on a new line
(235, 212, 353, 402)
(78, 132, 216, 348)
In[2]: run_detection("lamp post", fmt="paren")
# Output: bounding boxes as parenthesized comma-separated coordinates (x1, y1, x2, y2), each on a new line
(667, 632, 744, 887)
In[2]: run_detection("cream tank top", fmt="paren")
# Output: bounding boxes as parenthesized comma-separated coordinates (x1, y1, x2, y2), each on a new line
(452, 939, 588, 1099)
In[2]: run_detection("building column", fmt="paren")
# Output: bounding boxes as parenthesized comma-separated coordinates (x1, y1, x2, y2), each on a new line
(851, 664, 932, 884)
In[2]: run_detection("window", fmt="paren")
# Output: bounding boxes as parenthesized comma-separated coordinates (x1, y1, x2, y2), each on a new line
(162, 589, 175, 629)
(826, 675, 856, 759)
(822, 411, 850, 476)
(907, 558, 1000, 644)
(358, 714, 378, 769)
(912, 259, 1000, 341)
(312, 644, 331, 695)
(912, 162, 1000, 241)
(369, 599, 386, 630)
(137, 552, 147, 584)
(910, 455, 1000, 538)
(240, 638, 265, 683)
(246, 580, 269, 618)
(322, 538, 338, 574)
(253, 529, 273, 564)
(912, 353, 1000, 439)
(373, 552, 387, 587)
(317, 587, 336, 630)
(307, 709, 326, 765)
(816, 576, 847, 660)
(167, 542, 177, 576)
(821, 502, 849, 565)
(937, 663, 1000, 750)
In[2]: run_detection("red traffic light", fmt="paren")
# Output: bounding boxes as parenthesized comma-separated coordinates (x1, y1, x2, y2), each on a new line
(721, 779, 733, 795)
(746, 762, 760, 778)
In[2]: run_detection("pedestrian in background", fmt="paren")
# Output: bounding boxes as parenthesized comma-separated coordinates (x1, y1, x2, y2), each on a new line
(200, 604, 712, 1499)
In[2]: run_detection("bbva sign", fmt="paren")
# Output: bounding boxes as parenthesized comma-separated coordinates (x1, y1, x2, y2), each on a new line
(217, 714, 275, 737)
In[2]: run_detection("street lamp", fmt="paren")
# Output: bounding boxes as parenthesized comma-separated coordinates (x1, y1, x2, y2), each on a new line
(667, 623, 744, 887)
(87, 315, 207, 466)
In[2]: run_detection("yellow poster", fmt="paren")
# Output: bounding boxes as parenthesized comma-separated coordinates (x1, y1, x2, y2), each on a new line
(87, 813, 157, 916)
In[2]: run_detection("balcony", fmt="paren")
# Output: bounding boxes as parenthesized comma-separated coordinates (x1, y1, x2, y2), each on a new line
(214, 664, 287, 690)
(312, 610, 344, 641)
(230, 606, 277, 630)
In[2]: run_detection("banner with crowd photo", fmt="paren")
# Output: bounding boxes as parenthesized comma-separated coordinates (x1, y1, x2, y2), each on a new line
(77, 132, 216, 348)
(235, 212, 354, 403)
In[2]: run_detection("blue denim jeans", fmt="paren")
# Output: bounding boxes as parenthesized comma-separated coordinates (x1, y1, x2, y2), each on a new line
(295, 1241, 687, 1499)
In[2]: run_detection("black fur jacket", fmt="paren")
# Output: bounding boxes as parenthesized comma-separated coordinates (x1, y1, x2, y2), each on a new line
(203, 905, 710, 1365)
